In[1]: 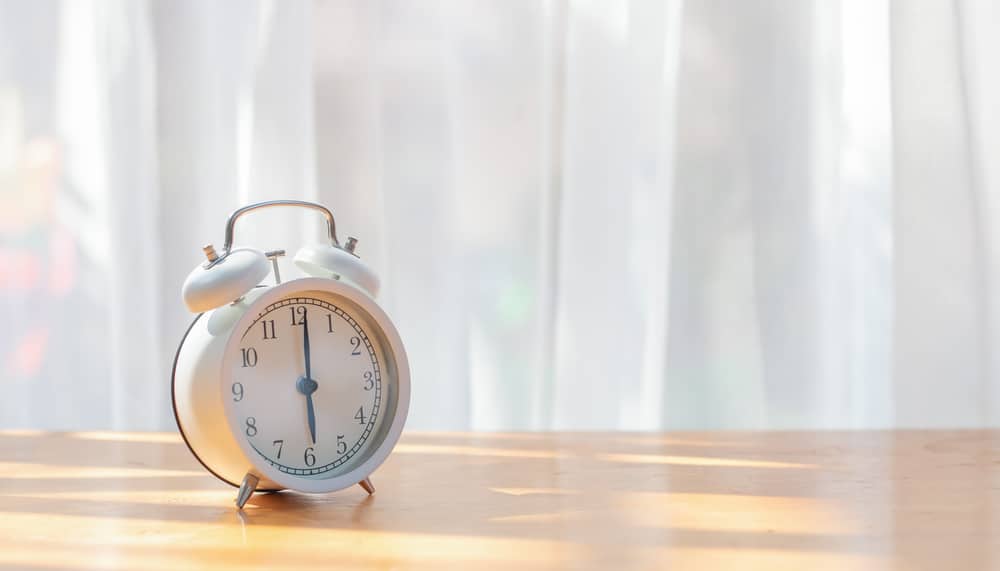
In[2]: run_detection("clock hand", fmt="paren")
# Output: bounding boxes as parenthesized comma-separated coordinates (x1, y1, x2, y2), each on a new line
(305, 392, 317, 445)
(298, 308, 317, 444)
(302, 307, 311, 381)
(296, 376, 318, 445)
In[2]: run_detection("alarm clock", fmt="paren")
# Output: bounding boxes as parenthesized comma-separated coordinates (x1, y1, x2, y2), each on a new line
(171, 200, 410, 508)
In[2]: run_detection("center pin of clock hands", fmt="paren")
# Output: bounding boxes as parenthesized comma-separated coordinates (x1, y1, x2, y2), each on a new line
(296, 307, 319, 445)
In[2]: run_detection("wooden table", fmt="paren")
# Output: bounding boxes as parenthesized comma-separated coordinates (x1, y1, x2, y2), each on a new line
(0, 430, 997, 570)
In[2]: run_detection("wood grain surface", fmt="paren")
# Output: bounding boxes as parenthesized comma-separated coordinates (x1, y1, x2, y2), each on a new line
(0, 430, 997, 570)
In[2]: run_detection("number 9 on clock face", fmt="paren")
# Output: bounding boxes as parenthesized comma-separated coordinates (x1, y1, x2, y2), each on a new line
(222, 290, 400, 483)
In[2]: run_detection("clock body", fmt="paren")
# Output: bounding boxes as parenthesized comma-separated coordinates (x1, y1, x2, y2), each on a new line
(172, 277, 410, 493)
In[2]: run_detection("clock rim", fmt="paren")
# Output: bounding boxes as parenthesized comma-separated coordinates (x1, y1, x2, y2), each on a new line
(220, 277, 410, 493)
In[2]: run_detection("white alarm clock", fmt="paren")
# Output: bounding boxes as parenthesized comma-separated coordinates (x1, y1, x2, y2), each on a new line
(171, 200, 410, 508)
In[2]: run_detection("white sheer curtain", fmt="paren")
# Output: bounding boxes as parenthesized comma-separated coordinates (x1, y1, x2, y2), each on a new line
(1, 0, 997, 431)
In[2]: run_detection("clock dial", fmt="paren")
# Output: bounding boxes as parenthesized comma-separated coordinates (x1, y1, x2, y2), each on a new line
(228, 294, 387, 478)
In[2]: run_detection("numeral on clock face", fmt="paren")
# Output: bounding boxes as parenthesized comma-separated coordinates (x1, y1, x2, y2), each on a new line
(241, 348, 258, 367)
(262, 320, 277, 340)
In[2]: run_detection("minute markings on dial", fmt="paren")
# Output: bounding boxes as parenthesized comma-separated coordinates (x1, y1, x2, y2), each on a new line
(236, 297, 383, 475)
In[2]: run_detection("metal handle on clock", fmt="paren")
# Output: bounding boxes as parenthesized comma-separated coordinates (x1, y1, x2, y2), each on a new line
(225, 199, 341, 251)
(207, 200, 342, 268)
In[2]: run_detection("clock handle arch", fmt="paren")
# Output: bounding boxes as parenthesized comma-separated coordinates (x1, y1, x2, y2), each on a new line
(209, 200, 342, 268)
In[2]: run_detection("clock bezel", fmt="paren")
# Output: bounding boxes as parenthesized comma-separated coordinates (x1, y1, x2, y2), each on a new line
(220, 277, 410, 493)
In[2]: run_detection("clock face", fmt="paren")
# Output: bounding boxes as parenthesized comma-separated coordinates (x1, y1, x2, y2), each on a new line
(224, 290, 395, 481)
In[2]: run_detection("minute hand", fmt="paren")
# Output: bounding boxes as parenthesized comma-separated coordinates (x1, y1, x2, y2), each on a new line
(303, 308, 312, 380)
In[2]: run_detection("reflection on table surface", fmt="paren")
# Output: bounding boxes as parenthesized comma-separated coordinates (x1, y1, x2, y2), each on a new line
(0, 430, 997, 570)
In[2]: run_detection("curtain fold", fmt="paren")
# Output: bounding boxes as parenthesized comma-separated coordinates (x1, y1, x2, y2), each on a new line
(891, 0, 991, 427)
(0, 0, 995, 430)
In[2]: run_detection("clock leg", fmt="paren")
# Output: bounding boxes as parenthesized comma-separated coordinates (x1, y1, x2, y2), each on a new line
(235, 472, 260, 509)
(358, 477, 375, 495)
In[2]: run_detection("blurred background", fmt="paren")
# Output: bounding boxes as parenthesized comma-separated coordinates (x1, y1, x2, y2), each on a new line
(1, 0, 997, 432)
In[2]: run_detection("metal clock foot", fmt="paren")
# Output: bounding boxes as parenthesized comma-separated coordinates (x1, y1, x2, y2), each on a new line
(359, 477, 375, 495)
(235, 473, 260, 509)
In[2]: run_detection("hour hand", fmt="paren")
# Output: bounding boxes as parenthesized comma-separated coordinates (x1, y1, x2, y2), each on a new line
(296, 376, 318, 444)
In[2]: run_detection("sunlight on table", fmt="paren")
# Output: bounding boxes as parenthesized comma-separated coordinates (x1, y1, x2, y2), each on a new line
(0, 430, 996, 569)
